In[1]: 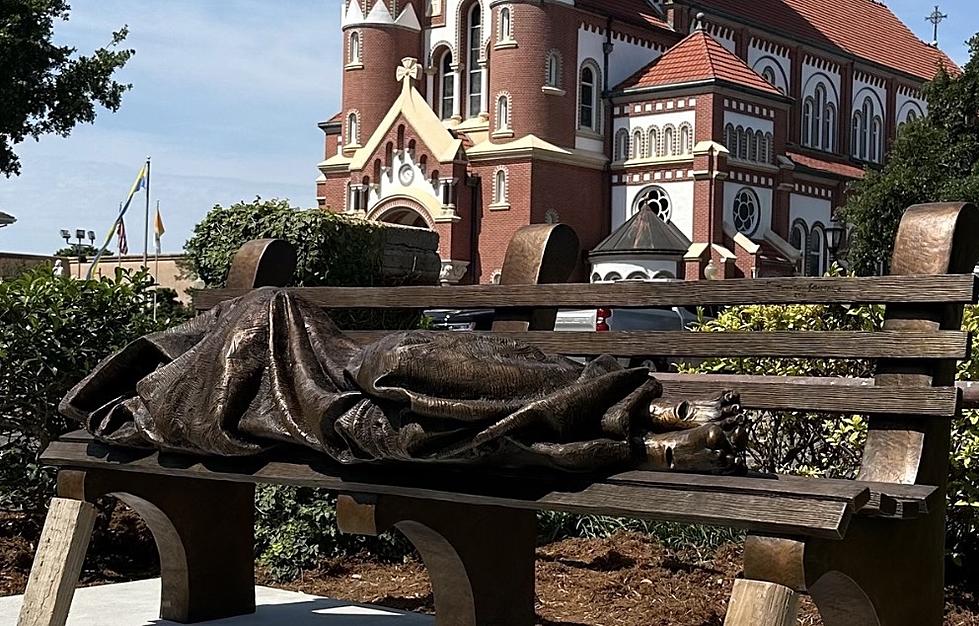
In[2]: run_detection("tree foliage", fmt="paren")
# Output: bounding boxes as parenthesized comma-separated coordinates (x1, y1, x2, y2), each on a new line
(0, 0, 134, 177)
(683, 290, 979, 571)
(841, 35, 979, 274)
(0, 266, 180, 512)
(183, 198, 387, 288)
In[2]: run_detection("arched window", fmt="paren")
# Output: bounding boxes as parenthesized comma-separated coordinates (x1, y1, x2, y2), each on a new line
(604, 272, 622, 282)
(440, 51, 454, 120)
(762, 66, 776, 87)
(496, 94, 509, 130)
(905, 110, 918, 124)
(736, 126, 746, 159)
(632, 186, 672, 221)
(725, 124, 736, 153)
(467, 4, 483, 118)
(627, 271, 648, 280)
(349, 31, 361, 64)
(858, 97, 874, 161)
(663, 125, 675, 156)
(544, 209, 560, 224)
(732, 188, 760, 236)
(755, 131, 765, 163)
(591, 272, 601, 283)
(545, 52, 560, 88)
(809, 223, 826, 277)
(812, 84, 826, 149)
(748, 131, 758, 161)
(679, 124, 692, 154)
(494, 169, 507, 204)
(347, 112, 359, 145)
(823, 103, 836, 151)
(790, 220, 808, 275)
(396, 125, 405, 151)
(614, 129, 629, 161)
(851, 112, 862, 158)
(765, 132, 774, 163)
(648, 127, 660, 157)
(871, 116, 883, 163)
(578, 63, 598, 131)
(802, 97, 814, 147)
(632, 129, 644, 158)
(498, 6, 511, 41)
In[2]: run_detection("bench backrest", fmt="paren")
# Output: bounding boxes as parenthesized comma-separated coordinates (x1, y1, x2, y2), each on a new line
(193, 202, 979, 493)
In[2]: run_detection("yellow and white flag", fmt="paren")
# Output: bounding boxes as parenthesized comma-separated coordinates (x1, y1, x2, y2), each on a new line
(154, 205, 165, 254)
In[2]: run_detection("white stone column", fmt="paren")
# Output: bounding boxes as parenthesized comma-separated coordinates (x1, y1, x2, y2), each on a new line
(425, 67, 435, 109)
(479, 60, 489, 118)
(450, 63, 463, 120)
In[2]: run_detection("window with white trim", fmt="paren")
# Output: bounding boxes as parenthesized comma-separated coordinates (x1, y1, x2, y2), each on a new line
(808, 223, 826, 276)
(346, 112, 359, 145)
(496, 94, 510, 130)
(852, 95, 883, 163)
(790, 219, 808, 275)
(578, 61, 600, 131)
(467, 4, 483, 118)
(648, 126, 660, 157)
(493, 168, 507, 204)
(498, 6, 511, 41)
(803, 80, 837, 151)
(631, 129, 644, 158)
(614, 129, 629, 161)
(439, 51, 454, 120)
(545, 52, 560, 88)
(349, 31, 361, 64)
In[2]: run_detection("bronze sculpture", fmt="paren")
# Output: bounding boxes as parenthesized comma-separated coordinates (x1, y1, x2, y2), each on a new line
(61, 288, 746, 473)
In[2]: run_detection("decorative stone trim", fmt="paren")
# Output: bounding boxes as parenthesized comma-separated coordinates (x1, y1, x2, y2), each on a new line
(541, 86, 565, 97)
(440, 260, 470, 285)
(344, 62, 365, 71)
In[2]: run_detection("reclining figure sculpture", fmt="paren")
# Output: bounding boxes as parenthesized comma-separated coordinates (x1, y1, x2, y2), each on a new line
(61, 288, 747, 473)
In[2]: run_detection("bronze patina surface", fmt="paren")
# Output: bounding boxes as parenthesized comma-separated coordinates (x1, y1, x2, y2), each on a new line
(60, 287, 745, 473)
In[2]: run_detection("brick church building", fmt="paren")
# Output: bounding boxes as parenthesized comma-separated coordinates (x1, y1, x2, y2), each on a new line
(316, 0, 954, 283)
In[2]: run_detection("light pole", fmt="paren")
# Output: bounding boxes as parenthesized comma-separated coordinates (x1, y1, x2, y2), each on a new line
(60, 228, 93, 279)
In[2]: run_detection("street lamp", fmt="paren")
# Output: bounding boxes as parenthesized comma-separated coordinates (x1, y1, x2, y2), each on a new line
(61, 227, 93, 279)
(825, 224, 846, 257)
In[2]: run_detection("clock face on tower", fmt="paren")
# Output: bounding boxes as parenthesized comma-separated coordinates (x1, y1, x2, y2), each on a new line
(398, 164, 414, 186)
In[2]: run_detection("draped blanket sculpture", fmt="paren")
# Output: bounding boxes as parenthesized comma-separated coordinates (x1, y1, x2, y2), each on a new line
(61, 288, 747, 473)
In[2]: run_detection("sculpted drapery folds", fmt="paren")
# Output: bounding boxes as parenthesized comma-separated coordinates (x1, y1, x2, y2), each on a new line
(61, 289, 746, 473)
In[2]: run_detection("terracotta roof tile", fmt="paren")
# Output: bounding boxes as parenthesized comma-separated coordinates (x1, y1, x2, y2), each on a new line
(616, 30, 784, 96)
(577, 0, 671, 29)
(787, 151, 865, 179)
(687, 0, 957, 81)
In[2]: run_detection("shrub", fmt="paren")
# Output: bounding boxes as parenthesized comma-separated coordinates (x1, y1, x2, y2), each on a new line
(0, 266, 184, 514)
(183, 198, 387, 288)
(682, 293, 979, 571)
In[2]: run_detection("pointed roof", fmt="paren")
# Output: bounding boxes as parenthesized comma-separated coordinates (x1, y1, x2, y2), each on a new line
(686, 0, 957, 81)
(590, 207, 692, 258)
(616, 30, 784, 96)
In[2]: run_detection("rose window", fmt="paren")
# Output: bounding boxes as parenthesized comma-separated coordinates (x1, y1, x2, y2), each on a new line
(633, 186, 672, 222)
(733, 188, 760, 236)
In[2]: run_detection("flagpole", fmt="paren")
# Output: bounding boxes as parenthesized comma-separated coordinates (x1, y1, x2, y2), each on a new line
(117, 202, 123, 270)
(153, 200, 160, 321)
(142, 156, 151, 269)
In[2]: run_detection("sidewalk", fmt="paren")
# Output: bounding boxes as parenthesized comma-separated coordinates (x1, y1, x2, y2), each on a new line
(0, 579, 433, 625)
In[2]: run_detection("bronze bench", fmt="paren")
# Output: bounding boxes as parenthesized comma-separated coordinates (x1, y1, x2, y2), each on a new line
(18, 202, 979, 626)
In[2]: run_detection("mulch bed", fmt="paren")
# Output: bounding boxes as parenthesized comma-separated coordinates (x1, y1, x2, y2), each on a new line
(1, 507, 977, 625)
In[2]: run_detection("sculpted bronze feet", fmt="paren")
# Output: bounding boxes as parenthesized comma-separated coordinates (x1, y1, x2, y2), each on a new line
(639, 391, 748, 473)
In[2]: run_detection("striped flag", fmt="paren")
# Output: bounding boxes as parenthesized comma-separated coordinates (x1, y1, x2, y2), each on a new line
(153, 205, 165, 254)
(88, 162, 149, 278)
(116, 219, 129, 255)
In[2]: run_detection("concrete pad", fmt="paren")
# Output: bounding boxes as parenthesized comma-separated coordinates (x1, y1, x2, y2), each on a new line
(0, 578, 434, 625)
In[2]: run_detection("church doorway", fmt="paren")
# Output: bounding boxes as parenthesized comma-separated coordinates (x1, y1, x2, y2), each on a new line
(375, 206, 429, 228)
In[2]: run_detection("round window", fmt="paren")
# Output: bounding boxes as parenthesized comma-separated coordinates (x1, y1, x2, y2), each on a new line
(733, 188, 760, 236)
(632, 186, 672, 222)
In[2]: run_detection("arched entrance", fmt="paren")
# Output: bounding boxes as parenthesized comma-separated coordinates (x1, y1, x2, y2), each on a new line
(376, 206, 429, 228)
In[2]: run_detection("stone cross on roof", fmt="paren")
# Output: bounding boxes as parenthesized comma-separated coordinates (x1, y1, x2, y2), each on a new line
(397, 57, 420, 88)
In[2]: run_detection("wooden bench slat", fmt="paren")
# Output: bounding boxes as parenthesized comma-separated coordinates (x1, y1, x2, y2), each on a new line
(194, 275, 979, 311)
(42, 439, 855, 539)
(655, 376, 960, 417)
(343, 330, 971, 360)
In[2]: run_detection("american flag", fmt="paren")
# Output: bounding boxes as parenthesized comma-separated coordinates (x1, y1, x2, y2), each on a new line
(116, 219, 129, 255)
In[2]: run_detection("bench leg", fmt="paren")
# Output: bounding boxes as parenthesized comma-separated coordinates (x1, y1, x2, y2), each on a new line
(724, 579, 798, 626)
(338, 494, 537, 626)
(17, 498, 97, 626)
(55, 469, 255, 624)
(738, 516, 944, 626)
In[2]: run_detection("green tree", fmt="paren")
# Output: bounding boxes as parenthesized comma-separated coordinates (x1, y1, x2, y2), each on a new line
(841, 35, 979, 275)
(0, 0, 134, 177)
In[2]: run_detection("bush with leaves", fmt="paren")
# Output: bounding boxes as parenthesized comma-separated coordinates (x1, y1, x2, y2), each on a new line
(0, 266, 183, 513)
(682, 292, 979, 572)
(183, 198, 387, 288)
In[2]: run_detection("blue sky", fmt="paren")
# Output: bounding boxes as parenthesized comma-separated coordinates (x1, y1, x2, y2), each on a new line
(0, 0, 973, 254)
